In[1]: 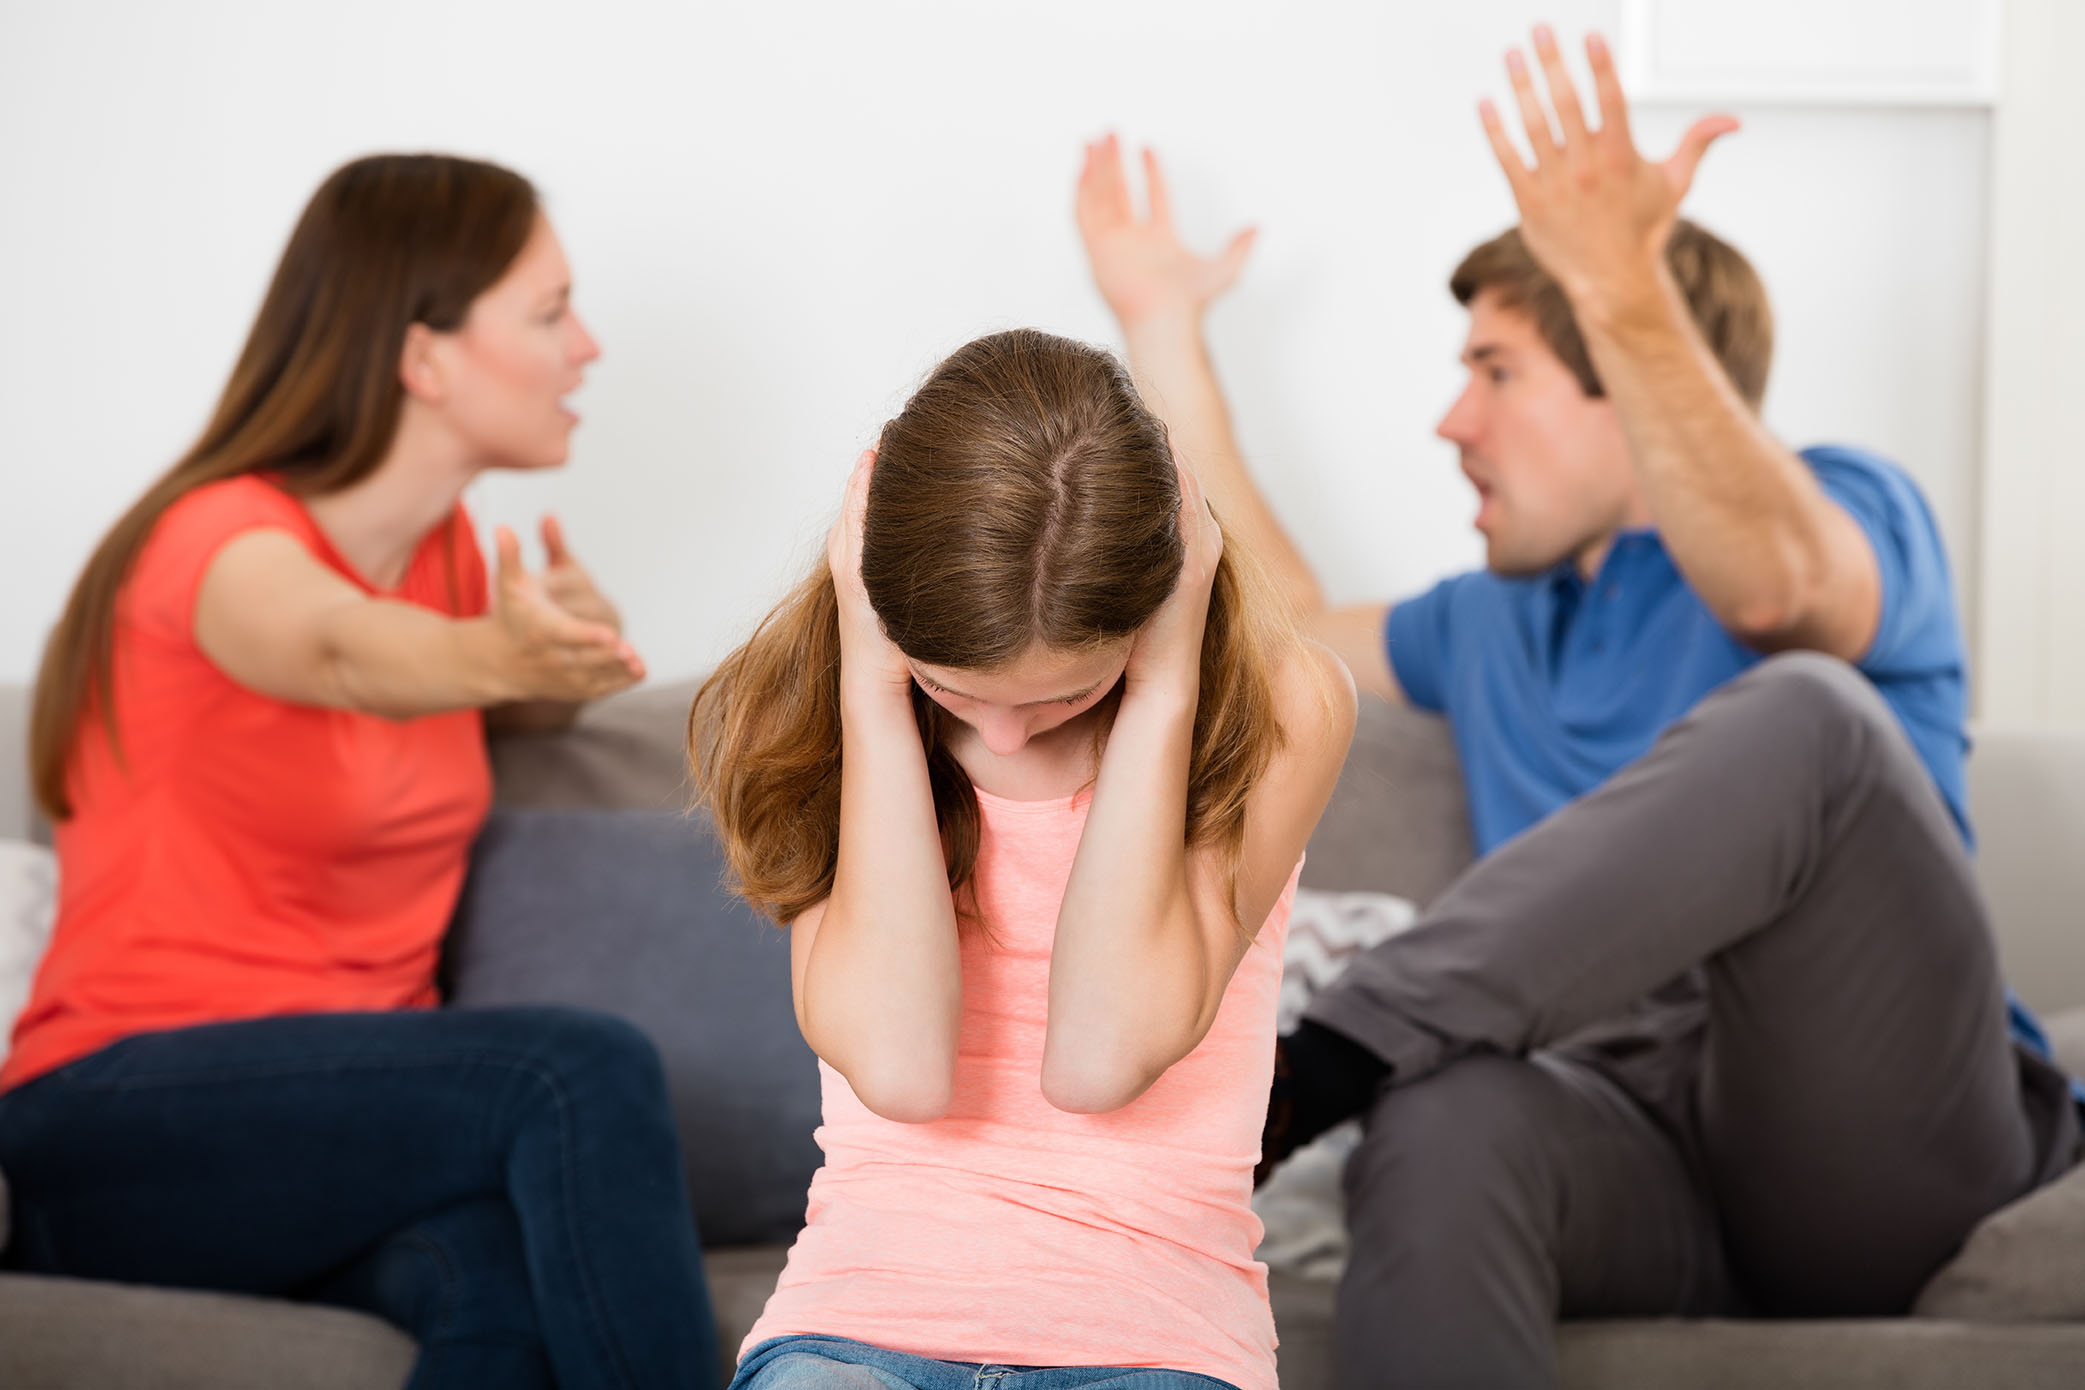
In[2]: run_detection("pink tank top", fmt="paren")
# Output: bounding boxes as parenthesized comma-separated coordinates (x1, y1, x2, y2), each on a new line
(745, 785, 1298, 1390)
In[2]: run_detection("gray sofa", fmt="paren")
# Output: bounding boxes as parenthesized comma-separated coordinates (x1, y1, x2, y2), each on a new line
(3, 678, 2084, 1388)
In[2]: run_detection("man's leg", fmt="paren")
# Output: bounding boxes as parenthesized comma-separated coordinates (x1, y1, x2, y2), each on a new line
(1336, 1052, 1736, 1390)
(1308, 653, 2077, 1315)
(0, 1005, 718, 1390)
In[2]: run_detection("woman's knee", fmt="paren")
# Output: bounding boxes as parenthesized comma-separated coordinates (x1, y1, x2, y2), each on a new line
(469, 1006, 672, 1106)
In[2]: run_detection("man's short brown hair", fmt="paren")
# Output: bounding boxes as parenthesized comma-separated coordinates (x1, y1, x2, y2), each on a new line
(1449, 220, 1774, 411)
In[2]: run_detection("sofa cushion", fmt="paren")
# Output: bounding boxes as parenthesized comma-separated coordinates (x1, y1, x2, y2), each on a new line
(1913, 1160, 2085, 1323)
(443, 808, 821, 1248)
(0, 840, 58, 1067)
(0, 1271, 414, 1390)
(489, 681, 700, 814)
(1299, 697, 1474, 906)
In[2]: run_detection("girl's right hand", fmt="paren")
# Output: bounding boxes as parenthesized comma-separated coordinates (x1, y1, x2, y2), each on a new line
(828, 448, 914, 694)
(491, 526, 646, 702)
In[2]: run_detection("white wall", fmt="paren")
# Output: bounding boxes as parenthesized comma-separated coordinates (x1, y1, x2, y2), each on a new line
(0, 0, 1992, 689)
(1978, 0, 2085, 726)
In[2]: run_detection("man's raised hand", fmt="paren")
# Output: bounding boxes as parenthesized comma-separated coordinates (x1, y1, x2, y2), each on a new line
(1076, 133, 1257, 332)
(1479, 25, 1739, 313)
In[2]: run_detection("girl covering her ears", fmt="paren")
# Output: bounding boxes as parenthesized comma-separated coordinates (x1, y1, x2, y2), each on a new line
(690, 329, 1357, 1390)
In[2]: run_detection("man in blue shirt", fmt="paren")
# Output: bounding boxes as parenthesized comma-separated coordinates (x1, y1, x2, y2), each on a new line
(1077, 24, 2080, 1390)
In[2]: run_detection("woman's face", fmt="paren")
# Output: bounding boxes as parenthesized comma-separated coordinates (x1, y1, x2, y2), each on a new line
(428, 214, 601, 470)
(910, 641, 1131, 757)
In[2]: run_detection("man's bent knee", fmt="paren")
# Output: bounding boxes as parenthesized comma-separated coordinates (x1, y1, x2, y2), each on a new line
(1343, 1056, 1562, 1247)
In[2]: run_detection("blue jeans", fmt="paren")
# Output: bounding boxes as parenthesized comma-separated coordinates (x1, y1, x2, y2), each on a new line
(731, 1336, 1241, 1390)
(0, 1005, 718, 1390)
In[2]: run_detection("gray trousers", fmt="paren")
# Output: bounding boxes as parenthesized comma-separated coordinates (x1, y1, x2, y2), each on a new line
(1306, 653, 2083, 1389)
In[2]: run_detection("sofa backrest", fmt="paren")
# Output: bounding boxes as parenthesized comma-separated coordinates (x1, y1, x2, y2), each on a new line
(486, 682, 1481, 908)
(6, 678, 2083, 1011)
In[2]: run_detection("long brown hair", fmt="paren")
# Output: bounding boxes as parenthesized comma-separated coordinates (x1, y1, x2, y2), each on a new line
(30, 153, 539, 820)
(689, 329, 1297, 927)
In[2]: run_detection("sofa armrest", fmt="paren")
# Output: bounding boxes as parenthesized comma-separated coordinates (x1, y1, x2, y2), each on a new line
(1969, 727, 2085, 1016)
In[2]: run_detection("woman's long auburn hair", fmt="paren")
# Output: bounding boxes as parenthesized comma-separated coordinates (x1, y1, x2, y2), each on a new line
(29, 153, 540, 821)
(689, 329, 1298, 928)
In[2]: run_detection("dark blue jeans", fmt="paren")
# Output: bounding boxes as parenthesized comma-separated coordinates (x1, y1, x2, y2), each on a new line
(0, 1005, 718, 1390)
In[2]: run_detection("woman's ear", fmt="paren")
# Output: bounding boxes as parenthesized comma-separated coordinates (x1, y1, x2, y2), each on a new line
(398, 322, 448, 404)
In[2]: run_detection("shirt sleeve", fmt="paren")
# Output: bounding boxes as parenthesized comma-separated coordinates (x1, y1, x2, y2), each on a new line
(1803, 446, 1963, 678)
(127, 476, 313, 649)
(1385, 578, 1461, 713)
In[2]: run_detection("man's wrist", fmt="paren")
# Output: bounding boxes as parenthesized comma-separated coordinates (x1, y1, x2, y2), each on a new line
(1119, 304, 1209, 356)
(1566, 257, 1689, 345)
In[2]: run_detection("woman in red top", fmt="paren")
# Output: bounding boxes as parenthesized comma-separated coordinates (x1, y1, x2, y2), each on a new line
(0, 155, 715, 1390)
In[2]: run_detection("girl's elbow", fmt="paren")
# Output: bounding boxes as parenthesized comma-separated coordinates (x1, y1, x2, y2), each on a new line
(847, 1057, 955, 1125)
(1040, 1049, 1158, 1115)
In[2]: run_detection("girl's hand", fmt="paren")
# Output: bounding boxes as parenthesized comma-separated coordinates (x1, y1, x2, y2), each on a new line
(828, 448, 914, 694)
(491, 526, 645, 701)
(1125, 459, 1223, 704)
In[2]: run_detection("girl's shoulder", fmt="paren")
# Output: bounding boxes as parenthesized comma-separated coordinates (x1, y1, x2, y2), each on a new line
(1271, 637, 1359, 767)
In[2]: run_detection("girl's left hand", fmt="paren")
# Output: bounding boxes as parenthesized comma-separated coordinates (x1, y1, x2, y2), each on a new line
(1125, 458, 1223, 703)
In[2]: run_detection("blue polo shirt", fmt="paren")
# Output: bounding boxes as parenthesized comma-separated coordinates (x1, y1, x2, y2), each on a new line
(1386, 443, 2072, 1085)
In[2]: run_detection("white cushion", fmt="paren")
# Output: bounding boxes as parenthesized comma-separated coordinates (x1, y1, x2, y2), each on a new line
(0, 840, 56, 1057)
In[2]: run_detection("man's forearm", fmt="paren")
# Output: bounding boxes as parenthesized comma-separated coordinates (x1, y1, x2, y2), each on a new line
(1120, 314, 1325, 617)
(1574, 271, 1869, 649)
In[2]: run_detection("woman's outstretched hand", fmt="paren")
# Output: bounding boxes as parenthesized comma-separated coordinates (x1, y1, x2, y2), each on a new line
(1076, 134, 1257, 334)
(535, 514, 624, 634)
(490, 525, 645, 703)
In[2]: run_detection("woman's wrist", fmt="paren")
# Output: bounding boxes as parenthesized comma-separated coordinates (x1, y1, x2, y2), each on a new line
(453, 615, 531, 706)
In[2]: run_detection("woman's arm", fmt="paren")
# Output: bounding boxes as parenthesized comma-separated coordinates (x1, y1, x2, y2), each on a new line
(194, 523, 644, 719)
(1043, 470, 1358, 1114)
(788, 451, 965, 1124)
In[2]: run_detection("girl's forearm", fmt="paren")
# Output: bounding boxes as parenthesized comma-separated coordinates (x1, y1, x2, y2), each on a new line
(1044, 690, 1213, 1112)
(800, 675, 964, 1121)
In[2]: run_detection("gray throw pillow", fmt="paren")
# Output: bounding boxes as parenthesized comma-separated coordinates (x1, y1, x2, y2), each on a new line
(443, 808, 820, 1248)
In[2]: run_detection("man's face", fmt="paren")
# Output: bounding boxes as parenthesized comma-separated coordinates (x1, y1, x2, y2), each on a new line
(1434, 291, 1642, 577)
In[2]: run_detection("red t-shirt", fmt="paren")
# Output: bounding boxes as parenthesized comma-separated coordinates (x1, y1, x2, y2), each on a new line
(1, 474, 493, 1090)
